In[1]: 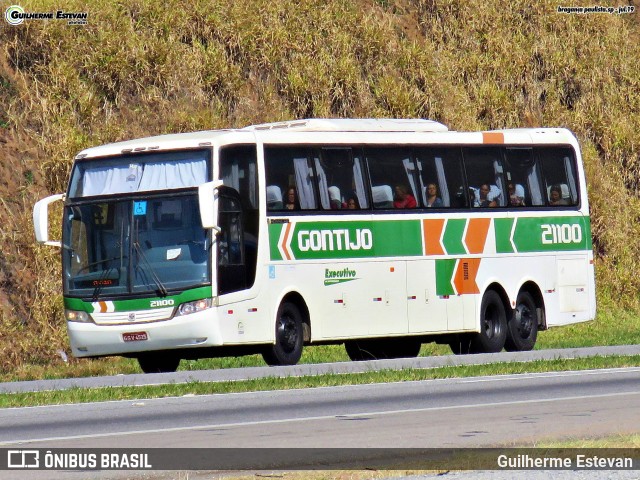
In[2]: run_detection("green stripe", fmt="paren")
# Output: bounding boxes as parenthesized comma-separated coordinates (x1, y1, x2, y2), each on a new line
(494, 218, 515, 254)
(508, 216, 590, 253)
(442, 219, 467, 255)
(268, 223, 285, 261)
(268, 215, 592, 261)
(435, 259, 456, 296)
(270, 220, 423, 260)
(64, 286, 213, 313)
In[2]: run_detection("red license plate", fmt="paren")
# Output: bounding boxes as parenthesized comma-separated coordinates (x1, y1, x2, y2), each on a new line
(123, 332, 148, 342)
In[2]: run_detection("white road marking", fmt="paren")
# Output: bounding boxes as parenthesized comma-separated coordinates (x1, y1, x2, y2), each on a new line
(3, 389, 639, 446)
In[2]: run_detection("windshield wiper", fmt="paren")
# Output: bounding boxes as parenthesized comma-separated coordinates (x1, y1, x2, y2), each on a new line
(133, 241, 168, 297)
(76, 255, 123, 275)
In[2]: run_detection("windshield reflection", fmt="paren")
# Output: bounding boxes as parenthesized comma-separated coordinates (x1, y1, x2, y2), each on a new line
(63, 195, 210, 298)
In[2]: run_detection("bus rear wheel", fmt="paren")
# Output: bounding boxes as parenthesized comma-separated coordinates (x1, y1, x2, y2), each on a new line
(469, 290, 507, 353)
(263, 301, 304, 366)
(505, 291, 538, 352)
(137, 352, 181, 373)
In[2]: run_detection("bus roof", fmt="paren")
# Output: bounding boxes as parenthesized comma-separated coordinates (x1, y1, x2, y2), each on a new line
(243, 118, 449, 132)
(74, 119, 577, 160)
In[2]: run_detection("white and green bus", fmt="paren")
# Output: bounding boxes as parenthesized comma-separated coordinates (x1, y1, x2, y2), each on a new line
(34, 119, 596, 373)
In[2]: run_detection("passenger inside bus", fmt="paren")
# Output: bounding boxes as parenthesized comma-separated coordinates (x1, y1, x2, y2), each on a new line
(425, 183, 443, 208)
(476, 183, 498, 207)
(393, 184, 417, 209)
(508, 183, 525, 206)
(284, 186, 299, 210)
(549, 184, 569, 206)
(347, 197, 360, 209)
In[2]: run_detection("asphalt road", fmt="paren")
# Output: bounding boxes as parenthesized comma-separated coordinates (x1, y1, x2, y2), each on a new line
(2, 344, 640, 394)
(2, 360, 639, 479)
(3, 367, 640, 449)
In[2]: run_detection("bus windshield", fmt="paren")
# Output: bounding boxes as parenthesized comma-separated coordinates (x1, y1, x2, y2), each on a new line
(62, 195, 210, 298)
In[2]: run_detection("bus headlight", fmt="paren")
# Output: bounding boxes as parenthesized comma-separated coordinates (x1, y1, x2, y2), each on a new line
(178, 298, 212, 316)
(65, 310, 91, 323)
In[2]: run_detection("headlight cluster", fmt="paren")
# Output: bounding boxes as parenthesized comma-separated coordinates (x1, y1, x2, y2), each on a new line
(178, 298, 212, 316)
(65, 310, 91, 323)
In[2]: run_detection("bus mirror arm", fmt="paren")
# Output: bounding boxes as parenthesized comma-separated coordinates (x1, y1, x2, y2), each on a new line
(33, 193, 65, 247)
(198, 180, 224, 230)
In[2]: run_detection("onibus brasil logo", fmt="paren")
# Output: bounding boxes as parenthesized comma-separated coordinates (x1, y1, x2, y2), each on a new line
(5, 5, 88, 25)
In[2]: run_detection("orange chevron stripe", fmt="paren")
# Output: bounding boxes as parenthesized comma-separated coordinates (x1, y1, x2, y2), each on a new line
(423, 219, 445, 255)
(465, 218, 491, 254)
(281, 223, 293, 260)
(453, 258, 481, 294)
(482, 132, 504, 144)
(99, 301, 107, 313)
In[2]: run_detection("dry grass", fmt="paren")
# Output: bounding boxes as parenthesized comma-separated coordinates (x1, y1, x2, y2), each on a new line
(1, 0, 640, 373)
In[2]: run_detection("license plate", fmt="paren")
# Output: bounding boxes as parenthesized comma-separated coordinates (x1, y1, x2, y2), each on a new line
(123, 332, 148, 342)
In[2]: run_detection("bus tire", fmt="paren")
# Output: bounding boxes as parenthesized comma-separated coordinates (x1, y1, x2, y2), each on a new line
(470, 290, 507, 353)
(137, 353, 180, 373)
(263, 301, 304, 366)
(505, 291, 538, 352)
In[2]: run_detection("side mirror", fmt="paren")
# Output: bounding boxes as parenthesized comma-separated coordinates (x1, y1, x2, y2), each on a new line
(198, 180, 223, 232)
(33, 193, 65, 247)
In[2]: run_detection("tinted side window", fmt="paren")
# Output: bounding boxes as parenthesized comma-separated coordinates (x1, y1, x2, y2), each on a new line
(463, 147, 506, 208)
(264, 147, 317, 211)
(220, 145, 259, 211)
(538, 147, 579, 207)
(415, 147, 467, 208)
(503, 148, 545, 207)
(314, 148, 369, 210)
(365, 147, 418, 209)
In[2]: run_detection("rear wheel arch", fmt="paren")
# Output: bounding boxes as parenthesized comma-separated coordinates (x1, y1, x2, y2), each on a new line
(518, 281, 546, 330)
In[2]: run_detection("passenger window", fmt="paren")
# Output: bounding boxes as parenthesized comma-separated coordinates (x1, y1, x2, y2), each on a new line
(538, 147, 579, 206)
(463, 148, 506, 208)
(314, 148, 369, 210)
(264, 147, 317, 211)
(504, 148, 544, 207)
(220, 145, 259, 211)
(365, 147, 418, 209)
(415, 148, 466, 208)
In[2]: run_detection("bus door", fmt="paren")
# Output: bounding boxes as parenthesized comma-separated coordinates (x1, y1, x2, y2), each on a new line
(216, 187, 247, 296)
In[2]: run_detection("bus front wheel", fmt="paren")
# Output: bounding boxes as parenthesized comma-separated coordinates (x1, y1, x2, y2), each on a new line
(504, 291, 538, 352)
(263, 302, 304, 366)
(137, 352, 181, 373)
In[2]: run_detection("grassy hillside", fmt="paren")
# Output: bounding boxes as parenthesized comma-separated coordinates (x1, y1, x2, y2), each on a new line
(1, 0, 639, 374)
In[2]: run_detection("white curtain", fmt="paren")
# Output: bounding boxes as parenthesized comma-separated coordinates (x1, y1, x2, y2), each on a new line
(492, 159, 505, 206)
(293, 157, 315, 209)
(222, 163, 240, 192)
(248, 162, 257, 209)
(315, 157, 330, 209)
(352, 157, 368, 208)
(83, 164, 143, 196)
(402, 158, 418, 200)
(527, 165, 544, 205)
(138, 159, 207, 191)
(564, 156, 577, 202)
(434, 156, 450, 207)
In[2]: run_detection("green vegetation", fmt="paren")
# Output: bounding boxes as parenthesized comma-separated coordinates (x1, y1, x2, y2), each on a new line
(0, 0, 639, 375)
(2, 355, 640, 408)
